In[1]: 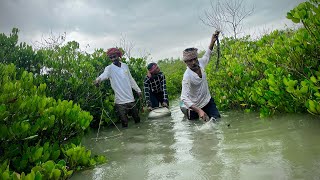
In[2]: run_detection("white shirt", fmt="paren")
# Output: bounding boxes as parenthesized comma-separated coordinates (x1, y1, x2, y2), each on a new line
(97, 63, 141, 104)
(181, 49, 212, 108)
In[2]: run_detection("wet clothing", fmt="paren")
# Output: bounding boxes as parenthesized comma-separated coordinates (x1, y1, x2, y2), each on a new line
(115, 102, 140, 127)
(97, 62, 141, 127)
(180, 49, 220, 119)
(148, 92, 168, 108)
(144, 72, 169, 108)
(183, 98, 220, 120)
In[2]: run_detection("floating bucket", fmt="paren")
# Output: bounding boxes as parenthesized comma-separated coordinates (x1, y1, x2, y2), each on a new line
(148, 107, 171, 119)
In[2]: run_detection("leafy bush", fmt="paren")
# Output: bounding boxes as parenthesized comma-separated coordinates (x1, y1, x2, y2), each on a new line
(0, 63, 106, 179)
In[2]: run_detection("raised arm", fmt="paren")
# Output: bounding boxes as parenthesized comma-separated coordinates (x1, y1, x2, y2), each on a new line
(209, 30, 220, 51)
(199, 31, 220, 67)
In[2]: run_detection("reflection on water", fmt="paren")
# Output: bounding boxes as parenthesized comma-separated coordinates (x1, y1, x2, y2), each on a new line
(71, 101, 320, 180)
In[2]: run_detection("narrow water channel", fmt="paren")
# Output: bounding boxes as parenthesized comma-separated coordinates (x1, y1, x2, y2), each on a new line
(71, 100, 320, 180)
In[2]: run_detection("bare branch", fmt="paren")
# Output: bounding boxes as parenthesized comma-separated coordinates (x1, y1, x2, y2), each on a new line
(200, 0, 254, 38)
(199, 0, 224, 31)
(138, 48, 151, 61)
(118, 34, 135, 59)
(32, 30, 66, 50)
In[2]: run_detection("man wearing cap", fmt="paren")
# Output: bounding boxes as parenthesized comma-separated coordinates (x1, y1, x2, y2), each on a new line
(144, 63, 169, 111)
(181, 31, 221, 122)
(94, 47, 142, 128)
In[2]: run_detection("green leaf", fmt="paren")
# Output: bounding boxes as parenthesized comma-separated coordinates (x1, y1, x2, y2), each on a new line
(42, 151, 50, 162)
(51, 169, 61, 180)
(292, 18, 301, 23)
(0, 161, 8, 171)
(307, 99, 317, 114)
(2, 171, 10, 180)
(35, 171, 42, 180)
(300, 85, 308, 94)
(310, 76, 317, 83)
(0, 125, 8, 139)
(42, 160, 55, 173)
(57, 160, 66, 166)
(25, 171, 35, 180)
(286, 12, 293, 19)
(66, 170, 74, 177)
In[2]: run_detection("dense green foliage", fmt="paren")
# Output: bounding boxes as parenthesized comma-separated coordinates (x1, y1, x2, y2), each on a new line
(0, 29, 146, 126)
(0, 64, 106, 179)
(206, 0, 320, 117)
(162, 0, 320, 117)
(0, 0, 319, 179)
(0, 25, 146, 179)
(0, 27, 147, 178)
(158, 58, 185, 99)
(0, 28, 42, 75)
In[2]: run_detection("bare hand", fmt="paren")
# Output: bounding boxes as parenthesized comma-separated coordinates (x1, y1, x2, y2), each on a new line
(162, 102, 168, 108)
(147, 106, 153, 111)
(209, 30, 220, 50)
(203, 114, 210, 122)
(137, 91, 142, 97)
(198, 109, 210, 122)
(94, 78, 101, 87)
(213, 30, 220, 40)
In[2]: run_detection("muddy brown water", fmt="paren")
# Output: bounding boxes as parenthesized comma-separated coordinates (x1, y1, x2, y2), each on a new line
(71, 100, 320, 180)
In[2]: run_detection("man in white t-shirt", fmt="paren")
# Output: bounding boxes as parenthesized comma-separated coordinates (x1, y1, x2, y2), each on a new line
(94, 47, 142, 128)
(181, 31, 221, 122)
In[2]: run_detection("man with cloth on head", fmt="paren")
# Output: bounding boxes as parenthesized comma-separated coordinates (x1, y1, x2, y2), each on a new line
(144, 62, 169, 111)
(181, 31, 221, 122)
(94, 47, 142, 128)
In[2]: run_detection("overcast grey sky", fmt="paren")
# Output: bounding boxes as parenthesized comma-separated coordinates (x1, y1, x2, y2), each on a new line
(0, 0, 306, 61)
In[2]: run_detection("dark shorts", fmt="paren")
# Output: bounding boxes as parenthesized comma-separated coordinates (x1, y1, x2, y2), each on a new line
(149, 91, 169, 108)
(184, 98, 221, 120)
(115, 102, 140, 127)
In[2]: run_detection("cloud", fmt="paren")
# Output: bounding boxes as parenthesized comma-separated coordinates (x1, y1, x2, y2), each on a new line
(0, 0, 307, 61)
